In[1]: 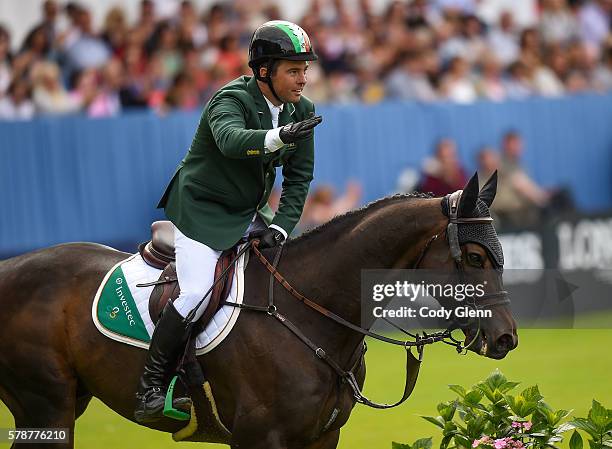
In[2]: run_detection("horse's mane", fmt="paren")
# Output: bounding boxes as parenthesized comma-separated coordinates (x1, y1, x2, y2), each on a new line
(288, 192, 434, 247)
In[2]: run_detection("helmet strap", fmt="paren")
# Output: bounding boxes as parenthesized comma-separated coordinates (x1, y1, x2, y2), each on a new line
(255, 60, 283, 105)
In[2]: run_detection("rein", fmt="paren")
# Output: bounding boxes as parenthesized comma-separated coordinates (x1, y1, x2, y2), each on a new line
(193, 190, 510, 413)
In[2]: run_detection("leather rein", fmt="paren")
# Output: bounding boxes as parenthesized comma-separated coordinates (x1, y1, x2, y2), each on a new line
(218, 190, 510, 411)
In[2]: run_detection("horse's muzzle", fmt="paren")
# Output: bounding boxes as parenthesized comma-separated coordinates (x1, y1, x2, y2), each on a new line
(465, 329, 518, 359)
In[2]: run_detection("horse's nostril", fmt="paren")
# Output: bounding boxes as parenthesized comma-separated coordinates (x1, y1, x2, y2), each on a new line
(496, 333, 516, 353)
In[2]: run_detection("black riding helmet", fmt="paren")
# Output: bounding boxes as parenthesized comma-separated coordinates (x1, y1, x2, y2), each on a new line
(248, 20, 317, 103)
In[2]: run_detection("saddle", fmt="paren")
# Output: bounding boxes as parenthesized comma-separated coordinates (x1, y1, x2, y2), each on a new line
(138, 221, 237, 326)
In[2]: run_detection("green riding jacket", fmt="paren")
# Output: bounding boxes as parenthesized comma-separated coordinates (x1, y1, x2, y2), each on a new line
(158, 75, 316, 250)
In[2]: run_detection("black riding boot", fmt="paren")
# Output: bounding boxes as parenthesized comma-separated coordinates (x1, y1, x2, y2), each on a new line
(134, 302, 192, 423)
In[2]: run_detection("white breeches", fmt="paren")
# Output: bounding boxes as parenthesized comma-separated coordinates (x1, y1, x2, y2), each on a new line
(172, 218, 266, 322)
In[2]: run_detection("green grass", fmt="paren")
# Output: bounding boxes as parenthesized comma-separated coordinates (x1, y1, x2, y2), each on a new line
(1, 329, 611, 448)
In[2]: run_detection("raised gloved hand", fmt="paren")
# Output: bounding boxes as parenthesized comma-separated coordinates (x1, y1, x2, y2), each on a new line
(279, 115, 323, 144)
(249, 227, 285, 249)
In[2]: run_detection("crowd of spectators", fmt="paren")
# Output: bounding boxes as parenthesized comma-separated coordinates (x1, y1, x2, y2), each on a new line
(0, 0, 611, 120)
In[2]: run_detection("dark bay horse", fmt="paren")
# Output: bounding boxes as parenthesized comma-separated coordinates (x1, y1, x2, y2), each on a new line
(0, 173, 517, 449)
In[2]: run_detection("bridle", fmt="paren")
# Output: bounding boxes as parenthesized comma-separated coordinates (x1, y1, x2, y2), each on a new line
(193, 191, 510, 416)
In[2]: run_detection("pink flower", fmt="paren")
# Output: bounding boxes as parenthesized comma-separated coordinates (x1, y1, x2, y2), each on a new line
(512, 422, 521, 428)
(523, 422, 532, 431)
(473, 436, 493, 447)
(494, 438, 509, 449)
(512, 440, 524, 449)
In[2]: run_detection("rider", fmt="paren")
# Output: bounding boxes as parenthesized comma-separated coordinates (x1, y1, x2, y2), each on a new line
(134, 20, 322, 423)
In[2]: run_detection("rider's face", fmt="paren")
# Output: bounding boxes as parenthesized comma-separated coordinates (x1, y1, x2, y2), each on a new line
(266, 60, 309, 104)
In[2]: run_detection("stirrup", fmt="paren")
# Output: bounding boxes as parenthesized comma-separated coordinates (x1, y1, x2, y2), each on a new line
(163, 376, 191, 421)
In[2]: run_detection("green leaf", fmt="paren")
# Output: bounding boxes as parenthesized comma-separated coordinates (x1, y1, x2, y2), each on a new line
(522, 385, 543, 403)
(449, 384, 467, 398)
(570, 431, 584, 449)
(571, 418, 601, 438)
(422, 415, 445, 429)
(438, 402, 457, 422)
(465, 390, 484, 406)
(413, 437, 433, 449)
(454, 435, 471, 448)
(501, 381, 521, 393)
(589, 400, 609, 430)
(392, 442, 411, 449)
(588, 439, 603, 449)
(556, 409, 573, 424)
(443, 421, 458, 435)
(466, 415, 488, 438)
(486, 369, 508, 390)
(441, 434, 454, 449)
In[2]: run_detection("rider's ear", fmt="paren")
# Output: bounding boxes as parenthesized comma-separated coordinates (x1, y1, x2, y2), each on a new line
(479, 170, 498, 207)
(459, 172, 479, 215)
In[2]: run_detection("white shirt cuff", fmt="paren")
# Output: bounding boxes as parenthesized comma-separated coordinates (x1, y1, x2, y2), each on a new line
(269, 224, 288, 240)
(264, 127, 284, 153)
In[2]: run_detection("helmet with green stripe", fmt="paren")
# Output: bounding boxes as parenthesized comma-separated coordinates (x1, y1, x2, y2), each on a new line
(249, 21, 317, 67)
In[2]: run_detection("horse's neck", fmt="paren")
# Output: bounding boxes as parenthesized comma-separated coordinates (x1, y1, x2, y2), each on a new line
(284, 197, 445, 362)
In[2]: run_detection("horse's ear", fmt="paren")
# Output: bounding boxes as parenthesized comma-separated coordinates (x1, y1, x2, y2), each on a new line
(479, 170, 498, 207)
(459, 172, 479, 215)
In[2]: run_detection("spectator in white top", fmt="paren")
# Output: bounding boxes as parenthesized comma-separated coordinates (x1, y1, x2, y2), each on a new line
(487, 11, 520, 67)
(475, 53, 507, 101)
(0, 79, 35, 121)
(440, 56, 478, 103)
(539, 0, 579, 45)
(31, 61, 81, 115)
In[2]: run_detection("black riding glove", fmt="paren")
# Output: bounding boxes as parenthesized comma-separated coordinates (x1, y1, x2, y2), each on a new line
(279, 115, 323, 144)
(249, 227, 285, 249)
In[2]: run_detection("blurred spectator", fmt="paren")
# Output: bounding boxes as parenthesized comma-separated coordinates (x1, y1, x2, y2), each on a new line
(440, 56, 478, 103)
(0, 25, 11, 96)
(147, 21, 182, 88)
(0, 78, 35, 120)
(487, 11, 519, 67)
(419, 138, 468, 196)
(62, 6, 112, 79)
(578, 0, 612, 58)
(101, 7, 129, 56)
(476, 146, 500, 181)
(163, 71, 199, 111)
(493, 131, 551, 227)
(592, 40, 612, 91)
(31, 61, 81, 115)
(176, 0, 207, 49)
(504, 61, 534, 99)
(300, 181, 362, 231)
(539, 0, 579, 45)
(475, 53, 507, 101)
(87, 58, 123, 117)
(12, 25, 52, 81)
(386, 51, 437, 101)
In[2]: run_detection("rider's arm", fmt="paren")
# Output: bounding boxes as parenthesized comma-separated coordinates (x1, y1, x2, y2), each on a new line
(271, 109, 316, 236)
(207, 94, 268, 159)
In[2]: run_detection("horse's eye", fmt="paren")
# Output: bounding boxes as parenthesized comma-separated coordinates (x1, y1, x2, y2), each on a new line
(468, 252, 484, 267)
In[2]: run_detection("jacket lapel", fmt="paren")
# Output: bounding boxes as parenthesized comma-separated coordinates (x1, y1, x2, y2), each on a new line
(247, 76, 273, 130)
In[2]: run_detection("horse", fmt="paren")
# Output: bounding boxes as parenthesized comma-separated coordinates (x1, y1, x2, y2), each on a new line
(0, 172, 517, 449)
